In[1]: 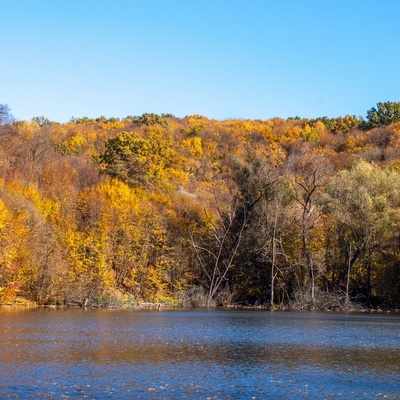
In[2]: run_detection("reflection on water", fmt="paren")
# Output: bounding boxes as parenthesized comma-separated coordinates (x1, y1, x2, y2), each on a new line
(0, 309, 399, 399)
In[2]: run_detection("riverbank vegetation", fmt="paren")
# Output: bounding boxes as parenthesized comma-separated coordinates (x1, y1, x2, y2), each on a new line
(1, 102, 400, 310)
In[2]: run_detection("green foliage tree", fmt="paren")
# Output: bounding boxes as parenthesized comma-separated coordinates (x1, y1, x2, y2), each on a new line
(324, 160, 400, 306)
(31, 116, 54, 127)
(128, 113, 168, 126)
(99, 131, 150, 186)
(364, 101, 400, 129)
(99, 129, 179, 188)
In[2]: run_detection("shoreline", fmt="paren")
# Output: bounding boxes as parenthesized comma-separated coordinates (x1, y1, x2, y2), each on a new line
(1, 300, 399, 314)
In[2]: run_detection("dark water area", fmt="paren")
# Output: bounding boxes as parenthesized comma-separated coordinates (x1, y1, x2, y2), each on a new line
(0, 308, 399, 399)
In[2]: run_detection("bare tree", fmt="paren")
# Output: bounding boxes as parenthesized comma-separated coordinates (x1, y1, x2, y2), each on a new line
(189, 188, 249, 307)
(0, 104, 14, 125)
(287, 151, 332, 303)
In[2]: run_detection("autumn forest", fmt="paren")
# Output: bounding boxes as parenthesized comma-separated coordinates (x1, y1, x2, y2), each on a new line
(1, 102, 400, 310)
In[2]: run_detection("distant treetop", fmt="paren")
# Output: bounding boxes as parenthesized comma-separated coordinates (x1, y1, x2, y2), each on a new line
(125, 113, 173, 126)
(364, 101, 400, 129)
(0, 104, 14, 125)
(31, 116, 54, 127)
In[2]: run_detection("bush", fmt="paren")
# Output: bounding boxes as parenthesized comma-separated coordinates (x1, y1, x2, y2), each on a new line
(180, 286, 216, 308)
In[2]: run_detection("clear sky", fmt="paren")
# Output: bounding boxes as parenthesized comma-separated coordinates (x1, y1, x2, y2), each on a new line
(1, 0, 400, 123)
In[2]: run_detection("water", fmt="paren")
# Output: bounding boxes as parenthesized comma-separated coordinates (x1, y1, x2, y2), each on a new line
(0, 308, 399, 399)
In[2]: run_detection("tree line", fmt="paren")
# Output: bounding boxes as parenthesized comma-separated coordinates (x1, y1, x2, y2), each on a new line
(0, 102, 399, 309)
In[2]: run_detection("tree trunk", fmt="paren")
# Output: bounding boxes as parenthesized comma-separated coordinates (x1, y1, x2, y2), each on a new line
(270, 212, 278, 309)
(346, 243, 351, 308)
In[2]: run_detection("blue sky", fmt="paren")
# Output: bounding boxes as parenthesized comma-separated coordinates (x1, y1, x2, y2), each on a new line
(1, 0, 400, 122)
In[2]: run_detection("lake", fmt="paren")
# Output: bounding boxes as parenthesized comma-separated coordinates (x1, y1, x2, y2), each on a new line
(0, 308, 399, 399)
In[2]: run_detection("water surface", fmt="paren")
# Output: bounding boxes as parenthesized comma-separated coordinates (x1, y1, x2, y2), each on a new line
(0, 308, 399, 398)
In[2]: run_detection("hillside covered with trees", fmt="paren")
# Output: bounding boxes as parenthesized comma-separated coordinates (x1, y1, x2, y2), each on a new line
(1, 102, 400, 310)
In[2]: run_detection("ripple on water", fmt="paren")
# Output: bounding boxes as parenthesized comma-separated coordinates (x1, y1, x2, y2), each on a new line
(0, 309, 399, 399)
